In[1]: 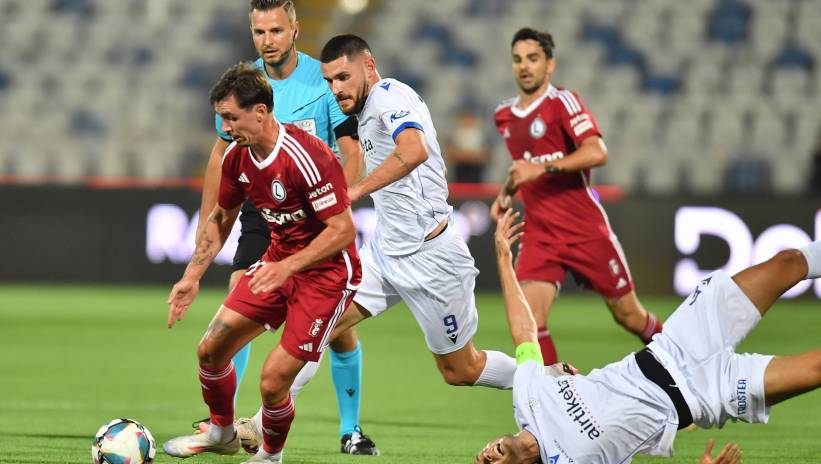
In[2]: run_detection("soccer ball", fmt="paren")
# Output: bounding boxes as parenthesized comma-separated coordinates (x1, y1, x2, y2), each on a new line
(92, 418, 156, 464)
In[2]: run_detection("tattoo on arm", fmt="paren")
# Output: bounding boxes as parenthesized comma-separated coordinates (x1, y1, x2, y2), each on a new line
(191, 215, 219, 266)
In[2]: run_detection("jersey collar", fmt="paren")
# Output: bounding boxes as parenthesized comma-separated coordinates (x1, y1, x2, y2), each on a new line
(248, 122, 285, 170)
(510, 83, 555, 119)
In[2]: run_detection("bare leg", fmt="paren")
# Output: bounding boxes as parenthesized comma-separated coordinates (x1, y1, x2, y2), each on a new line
(522, 281, 559, 364)
(433, 340, 516, 388)
(764, 350, 821, 406)
(198, 305, 265, 370)
(433, 341, 486, 386)
(603, 290, 649, 334)
(521, 281, 557, 329)
(326, 301, 371, 342)
(731, 249, 808, 317)
(730, 249, 818, 406)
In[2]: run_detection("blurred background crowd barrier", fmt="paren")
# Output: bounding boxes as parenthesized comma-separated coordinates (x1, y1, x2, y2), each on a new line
(1, 0, 819, 295)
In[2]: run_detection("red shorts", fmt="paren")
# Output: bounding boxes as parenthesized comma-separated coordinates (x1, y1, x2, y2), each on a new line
(515, 235, 634, 298)
(224, 271, 356, 362)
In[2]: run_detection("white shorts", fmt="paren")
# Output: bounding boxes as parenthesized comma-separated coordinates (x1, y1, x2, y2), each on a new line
(649, 270, 773, 429)
(353, 225, 480, 355)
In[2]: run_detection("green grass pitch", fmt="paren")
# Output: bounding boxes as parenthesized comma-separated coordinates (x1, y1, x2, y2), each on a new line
(1, 284, 819, 463)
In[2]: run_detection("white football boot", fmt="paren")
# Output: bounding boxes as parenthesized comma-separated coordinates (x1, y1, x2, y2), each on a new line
(241, 450, 283, 463)
(162, 431, 240, 458)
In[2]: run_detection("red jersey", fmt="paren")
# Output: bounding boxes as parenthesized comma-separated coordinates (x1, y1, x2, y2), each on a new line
(219, 123, 359, 287)
(494, 84, 611, 244)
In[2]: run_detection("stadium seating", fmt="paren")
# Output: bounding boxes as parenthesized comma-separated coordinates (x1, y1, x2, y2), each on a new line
(1, 0, 818, 195)
(365, 0, 821, 194)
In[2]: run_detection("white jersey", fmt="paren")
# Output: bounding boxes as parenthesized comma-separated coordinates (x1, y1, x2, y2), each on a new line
(513, 358, 678, 464)
(513, 270, 775, 463)
(356, 78, 452, 256)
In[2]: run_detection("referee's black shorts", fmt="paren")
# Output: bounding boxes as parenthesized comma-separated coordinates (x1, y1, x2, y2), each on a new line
(231, 201, 271, 272)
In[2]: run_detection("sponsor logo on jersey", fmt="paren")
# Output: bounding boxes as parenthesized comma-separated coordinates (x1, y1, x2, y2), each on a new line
(389, 110, 410, 123)
(557, 378, 603, 441)
(260, 207, 307, 225)
(523, 150, 565, 164)
(736, 379, 748, 416)
(548, 454, 561, 464)
(308, 182, 333, 199)
(312, 192, 338, 212)
(272, 180, 287, 201)
(293, 118, 318, 137)
(309, 318, 324, 337)
(379, 81, 391, 91)
(529, 116, 546, 138)
(570, 113, 594, 137)
(503, 127, 511, 139)
(238, 172, 250, 183)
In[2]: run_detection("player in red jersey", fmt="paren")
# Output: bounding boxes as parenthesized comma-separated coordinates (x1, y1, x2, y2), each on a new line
(163, 62, 360, 464)
(491, 28, 662, 366)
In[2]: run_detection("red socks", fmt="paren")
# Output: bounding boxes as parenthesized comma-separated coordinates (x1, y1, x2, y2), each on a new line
(261, 395, 295, 454)
(199, 362, 236, 427)
(537, 326, 558, 365)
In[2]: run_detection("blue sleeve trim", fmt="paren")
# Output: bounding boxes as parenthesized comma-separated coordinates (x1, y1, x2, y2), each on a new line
(391, 121, 423, 141)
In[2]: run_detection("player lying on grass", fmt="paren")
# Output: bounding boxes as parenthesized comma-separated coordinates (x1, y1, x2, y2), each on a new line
(478, 209, 821, 464)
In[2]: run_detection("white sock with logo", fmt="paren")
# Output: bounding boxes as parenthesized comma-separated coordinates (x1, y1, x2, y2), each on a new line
(474, 350, 516, 389)
(799, 241, 821, 279)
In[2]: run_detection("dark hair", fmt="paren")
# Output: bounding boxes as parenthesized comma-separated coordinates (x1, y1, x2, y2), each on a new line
(320, 34, 372, 63)
(209, 62, 273, 112)
(511, 27, 555, 58)
(249, 0, 295, 23)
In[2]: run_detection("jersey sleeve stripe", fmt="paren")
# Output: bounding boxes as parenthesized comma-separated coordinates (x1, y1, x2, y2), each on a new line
(391, 121, 424, 141)
(558, 90, 582, 114)
(282, 137, 320, 186)
(283, 134, 322, 184)
(220, 141, 238, 165)
(283, 145, 317, 187)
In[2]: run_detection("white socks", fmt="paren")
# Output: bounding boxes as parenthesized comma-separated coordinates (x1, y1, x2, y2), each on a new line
(800, 242, 821, 279)
(290, 357, 322, 399)
(474, 350, 517, 389)
(208, 423, 235, 444)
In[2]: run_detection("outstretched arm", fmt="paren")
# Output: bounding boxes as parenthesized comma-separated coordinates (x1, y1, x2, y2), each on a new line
(490, 176, 517, 221)
(494, 209, 536, 347)
(168, 203, 241, 327)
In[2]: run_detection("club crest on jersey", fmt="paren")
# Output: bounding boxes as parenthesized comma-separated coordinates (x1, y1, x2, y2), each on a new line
(309, 318, 324, 337)
(529, 116, 546, 138)
(272, 180, 287, 202)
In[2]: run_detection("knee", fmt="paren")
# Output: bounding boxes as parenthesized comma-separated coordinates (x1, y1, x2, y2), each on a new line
(259, 370, 292, 405)
(438, 361, 481, 386)
(197, 341, 222, 370)
(330, 328, 358, 353)
(773, 249, 806, 269)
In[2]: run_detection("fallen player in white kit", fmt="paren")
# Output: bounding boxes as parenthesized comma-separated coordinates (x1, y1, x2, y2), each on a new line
(478, 209, 821, 464)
